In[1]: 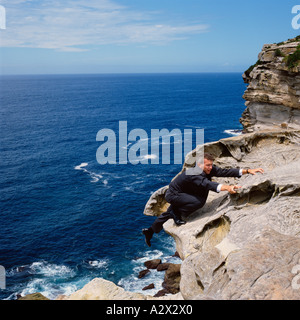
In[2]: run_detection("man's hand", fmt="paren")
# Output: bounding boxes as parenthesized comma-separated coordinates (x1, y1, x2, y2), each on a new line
(219, 168, 264, 195)
(248, 168, 264, 175)
(221, 185, 241, 194)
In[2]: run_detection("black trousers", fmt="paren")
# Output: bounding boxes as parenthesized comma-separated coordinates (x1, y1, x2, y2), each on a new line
(151, 190, 206, 233)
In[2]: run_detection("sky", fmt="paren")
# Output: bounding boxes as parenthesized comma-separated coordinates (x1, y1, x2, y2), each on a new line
(0, 0, 300, 74)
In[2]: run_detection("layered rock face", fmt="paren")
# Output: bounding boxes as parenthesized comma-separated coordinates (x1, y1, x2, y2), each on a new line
(240, 37, 300, 132)
(143, 37, 300, 299)
(155, 130, 300, 299)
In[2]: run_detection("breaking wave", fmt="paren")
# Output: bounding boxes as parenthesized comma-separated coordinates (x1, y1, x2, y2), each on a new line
(75, 162, 106, 184)
(6, 259, 109, 300)
(224, 129, 243, 136)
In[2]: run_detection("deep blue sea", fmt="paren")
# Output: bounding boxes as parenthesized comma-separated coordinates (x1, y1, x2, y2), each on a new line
(0, 73, 246, 299)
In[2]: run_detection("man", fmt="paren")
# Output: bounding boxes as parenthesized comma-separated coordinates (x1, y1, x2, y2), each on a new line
(142, 153, 264, 247)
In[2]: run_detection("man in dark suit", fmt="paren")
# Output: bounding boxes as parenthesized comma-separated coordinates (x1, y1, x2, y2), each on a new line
(142, 153, 264, 247)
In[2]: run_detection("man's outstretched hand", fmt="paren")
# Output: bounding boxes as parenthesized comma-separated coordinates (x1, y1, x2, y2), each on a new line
(221, 185, 241, 194)
(248, 168, 264, 175)
(221, 168, 264, 194)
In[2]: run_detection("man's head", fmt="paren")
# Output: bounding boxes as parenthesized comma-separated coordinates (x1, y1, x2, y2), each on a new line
(197, 153, 214, 175)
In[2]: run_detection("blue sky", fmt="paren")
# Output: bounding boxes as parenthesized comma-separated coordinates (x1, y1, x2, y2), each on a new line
(0, 0, 299, 74)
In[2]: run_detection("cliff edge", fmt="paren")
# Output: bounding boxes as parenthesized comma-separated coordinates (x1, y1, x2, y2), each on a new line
(150, 129, 300, 299)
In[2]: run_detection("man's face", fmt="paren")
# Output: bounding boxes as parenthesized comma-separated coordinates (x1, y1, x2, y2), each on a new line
(198, 158, 213, 174)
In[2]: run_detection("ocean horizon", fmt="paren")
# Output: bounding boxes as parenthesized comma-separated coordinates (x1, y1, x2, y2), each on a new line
(0, 72, 246, 299)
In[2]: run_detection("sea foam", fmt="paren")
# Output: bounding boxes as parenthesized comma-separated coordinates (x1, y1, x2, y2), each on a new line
(75, 162, 105, 183)
(224, 129, 242, 136)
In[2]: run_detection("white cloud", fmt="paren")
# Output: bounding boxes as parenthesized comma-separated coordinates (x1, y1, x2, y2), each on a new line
(0, 0, 209, 51)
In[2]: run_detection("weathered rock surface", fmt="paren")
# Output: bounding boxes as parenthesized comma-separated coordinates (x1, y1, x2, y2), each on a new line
(162, 264, 181, 294)
(240, 37, 300, 132)
(145, 129, 300, 300)
(18, 292, 50, 300)
(58, 277, 183, 300)
(144, 259, 162, 269)
(59, 278, 146, 300)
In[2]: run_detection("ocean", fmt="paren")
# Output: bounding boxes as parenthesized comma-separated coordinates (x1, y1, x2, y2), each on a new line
(0, 73, 246, 299)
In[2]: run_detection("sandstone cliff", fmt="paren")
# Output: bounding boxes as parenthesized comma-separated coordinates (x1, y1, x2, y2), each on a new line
(240, 36, 300, 132)
(148, 129, 300, 299)
(58, 37, 300, 300)
(144, 37, 300, 300)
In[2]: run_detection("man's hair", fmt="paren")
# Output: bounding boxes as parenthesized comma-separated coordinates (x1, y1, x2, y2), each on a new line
(204, 153, 215, 161)
(197, 152, 215, 165)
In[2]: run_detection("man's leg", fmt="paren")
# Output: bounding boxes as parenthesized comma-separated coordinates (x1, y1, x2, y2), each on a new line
(164, 190, 186, 225)
(142, 228, 153, 247)
(151, 209, 174, 233)
(169, 207, 186, 226)
(142, 194, 204, 247)
(142, 208, 174, 247)
(170, 193, 205, 220)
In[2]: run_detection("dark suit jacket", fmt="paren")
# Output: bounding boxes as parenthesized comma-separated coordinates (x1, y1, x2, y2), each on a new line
(166, 165, 241, 208)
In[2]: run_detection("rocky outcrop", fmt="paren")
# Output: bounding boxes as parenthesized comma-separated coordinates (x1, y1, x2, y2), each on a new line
(145, 129, 300, 300)
(57, 278, 183, 300)
(58, 278, 147, 300)
(161, 264, 181, 294)
(240, 37, 300, 132)
(18, 293, 49, 300)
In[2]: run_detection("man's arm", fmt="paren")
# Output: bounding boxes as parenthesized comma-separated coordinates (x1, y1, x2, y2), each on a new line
(220, 184, 241, 194)
(240, 168, 264, 175)
(216, 167, 264, 194)
(192, 174, 220, 192)
(213, 166, 264, 178)
(212, 165, 241, 178)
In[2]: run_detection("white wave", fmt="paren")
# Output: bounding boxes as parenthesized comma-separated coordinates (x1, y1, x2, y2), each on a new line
(139, 137, 150, 142)
(119, 249, 165, 295)
(118, 268, 164, 296)
(13, 259, 111, 300)
(124, 186, 148, 195)
(90, 173, 104, 183)
(29, 261, 75, 277)
(183, 125, 202, 129)
(224, 129, 243, 136)
(129, 154, 158, 164)
(74, 162, 89, 170)
(20, 276, 92, 300)
(133, 249, 164, 264)
(75, 162, 105, 184)
(19, 278, 79, 300)
(142, 154, 157, 160)
(88, 260, 108, 269)
(121, 142, 133, 150)
(12, 261, 78, 300)
(118, 247, 181, 296)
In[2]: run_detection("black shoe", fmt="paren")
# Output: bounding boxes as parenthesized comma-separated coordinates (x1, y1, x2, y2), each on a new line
(170, 211, 186, 226)
(142, 228, 153, 247)
(173, 216, 186, 226)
